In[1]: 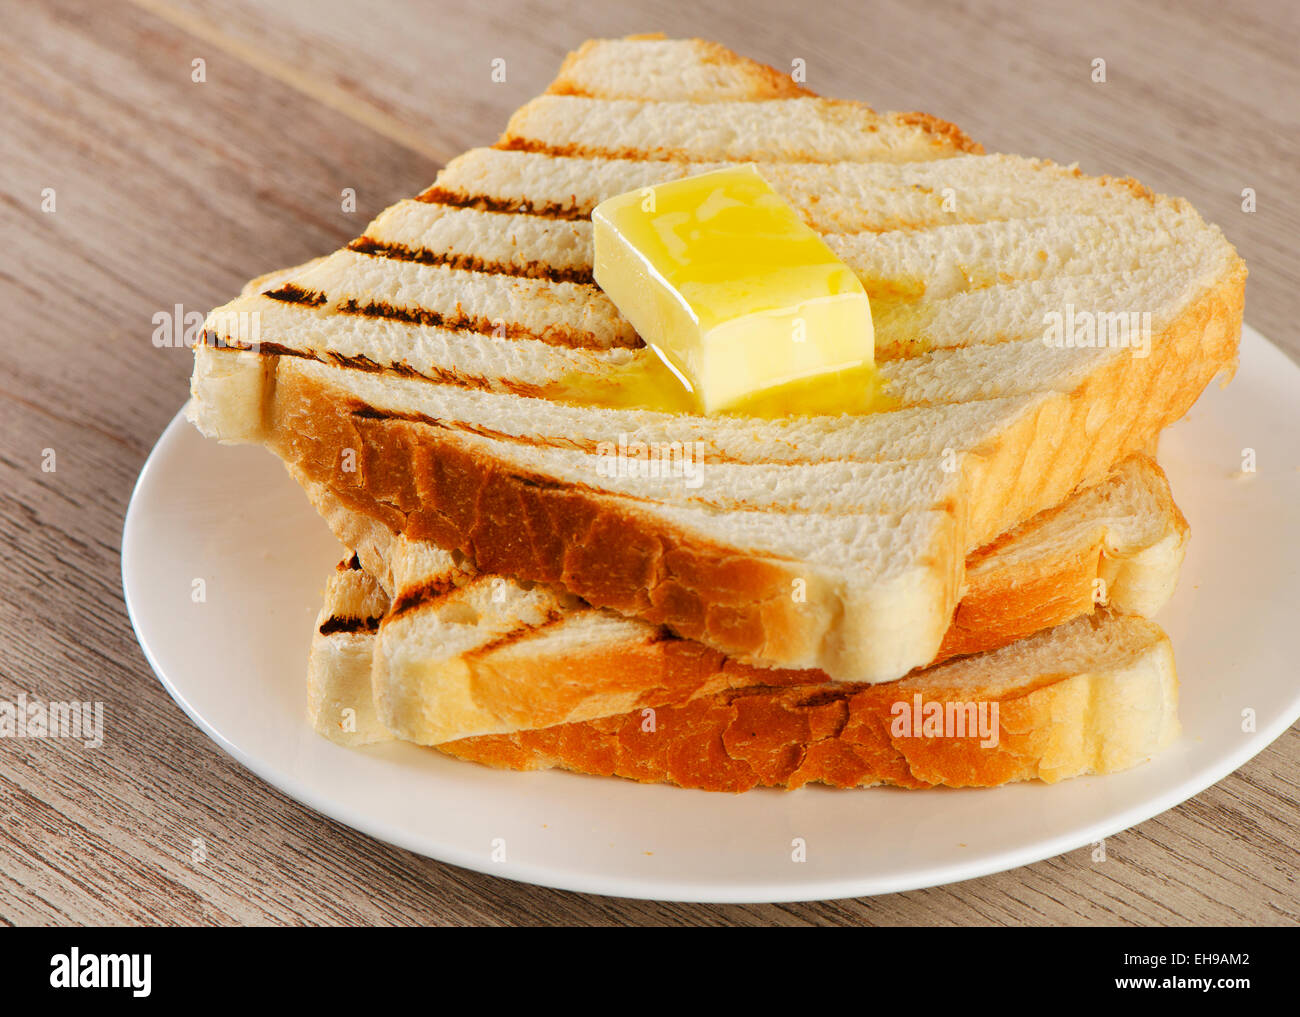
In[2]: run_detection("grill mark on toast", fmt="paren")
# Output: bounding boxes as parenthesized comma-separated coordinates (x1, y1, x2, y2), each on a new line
(202, 329, 966, 448)
(399, 194, 952, 240)
(318, 615, 381, 635)
(201, 343, 934, 467)
(416, 185, 591, 221)
(334, 297, 631, 350)
(349, 404, 398, 420)
(406, 190, 936, 233)
(321, 350, 424, 375)
(497, 137, 694, 162)
(202, 335, 422, 377)
(413, 185, 928, 228)
(203, 334, 550, 397)
(387, 575, 462, 620)
(348, 236, 595, 286)
(264, 283, 328, 307)
(463, 612, 566, 658)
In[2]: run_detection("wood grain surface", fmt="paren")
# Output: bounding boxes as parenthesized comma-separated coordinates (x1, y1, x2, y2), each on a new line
(0, 0, 1296, 926)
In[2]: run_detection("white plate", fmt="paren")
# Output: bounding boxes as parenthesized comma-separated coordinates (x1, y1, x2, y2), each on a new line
(123, 326, 1300, 903)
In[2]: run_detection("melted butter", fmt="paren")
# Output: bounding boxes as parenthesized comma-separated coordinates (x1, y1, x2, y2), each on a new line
(860, 275, 927, 301)
(541, 353, 898, 420)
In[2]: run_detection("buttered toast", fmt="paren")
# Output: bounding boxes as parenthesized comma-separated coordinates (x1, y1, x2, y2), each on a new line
(190, 36, 1242, 684)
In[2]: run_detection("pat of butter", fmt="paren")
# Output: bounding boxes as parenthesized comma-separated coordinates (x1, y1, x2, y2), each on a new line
(592, 166, 873, 414)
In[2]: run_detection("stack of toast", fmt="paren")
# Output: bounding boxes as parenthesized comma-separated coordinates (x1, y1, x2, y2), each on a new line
(189, 36, 1244, 791)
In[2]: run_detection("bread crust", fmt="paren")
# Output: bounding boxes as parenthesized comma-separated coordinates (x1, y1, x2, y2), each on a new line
(436, 636, 1178, 790)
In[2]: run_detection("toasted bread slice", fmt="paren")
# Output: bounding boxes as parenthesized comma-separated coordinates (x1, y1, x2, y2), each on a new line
(301, 454, 1186, 745)
(191, 36, 1243, 683)
(308, 564, 1178, 790)
(439, 611, 1179, 790)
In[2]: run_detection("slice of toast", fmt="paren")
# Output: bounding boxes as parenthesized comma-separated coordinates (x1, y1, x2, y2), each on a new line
(191, 36, 1243, 683)
(308, 565, 1179, 790)
(303, 453, 1187, 745)
(439, 611, 1179, 790)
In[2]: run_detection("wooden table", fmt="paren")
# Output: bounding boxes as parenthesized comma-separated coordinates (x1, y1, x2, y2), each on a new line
(2, 0, 1296, 926)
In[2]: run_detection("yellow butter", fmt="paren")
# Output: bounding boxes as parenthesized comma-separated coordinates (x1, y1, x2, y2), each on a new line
(592, 166, 874, 414)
